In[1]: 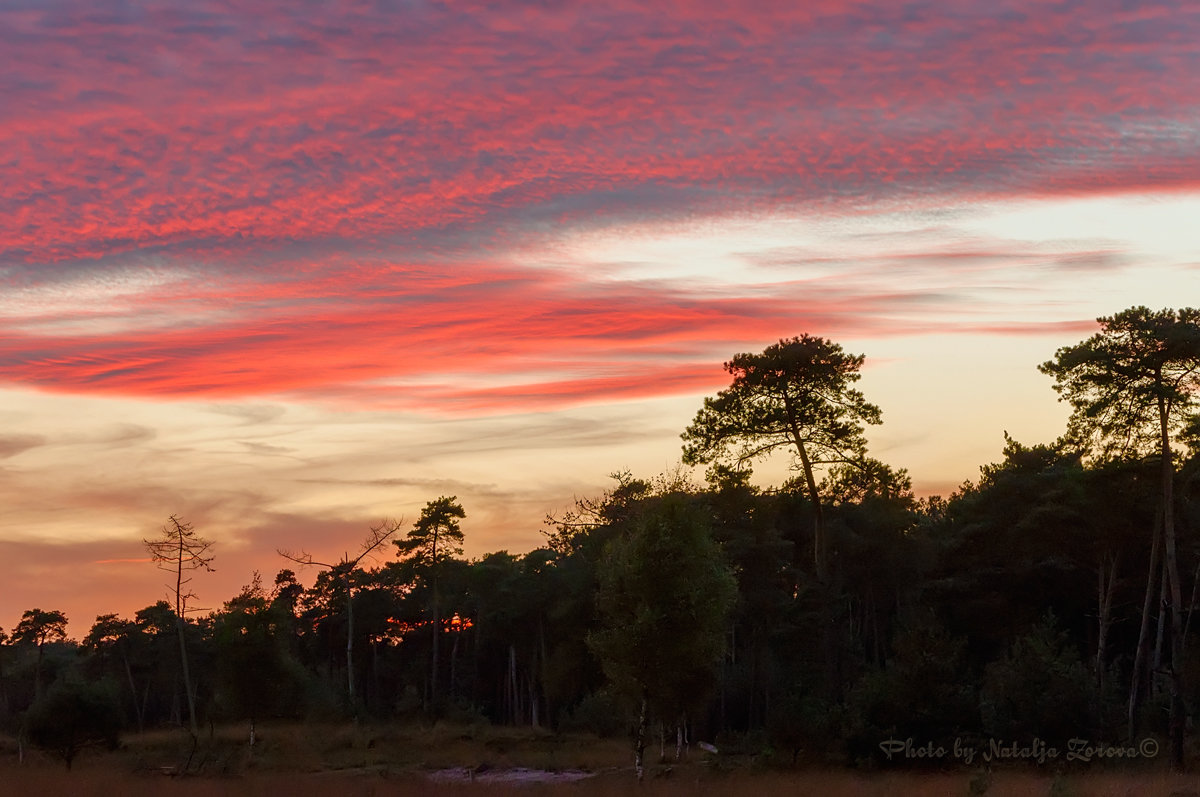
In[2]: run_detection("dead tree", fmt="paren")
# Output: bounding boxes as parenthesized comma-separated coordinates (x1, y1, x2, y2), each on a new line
(279, 519, 401, 707)
(144, 515, 215, 737)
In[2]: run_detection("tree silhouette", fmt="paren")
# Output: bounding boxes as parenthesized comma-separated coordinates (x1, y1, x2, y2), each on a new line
(396, 496, 465, 710)
(12, 608, 67, 701)
(682, 335, 881, 579)
(588, 493, 735, 780)
(144, 515, 214, 736)
(1041, 306, 1200, 769)
(279, 519, 401, 707)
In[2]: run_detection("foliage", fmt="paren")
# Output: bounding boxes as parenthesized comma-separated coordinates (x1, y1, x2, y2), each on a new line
(588, 492, 736, 722)
(1040, 306, 1200, 459)
(682, 335, 881, 580)
(846, 613, 977, 763)
(396, 496, 466, 565)
(979, 614, 1101, 742)
(12, 609, 68, 649)
(681, 335, 881, 470)
(26, 676, 121, 769)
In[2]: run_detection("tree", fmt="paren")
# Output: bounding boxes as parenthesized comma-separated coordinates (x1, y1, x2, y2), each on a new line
(1040, 306, 1200, 769)
(214, 572, 296, 747)
(12, 609, 68, 701)
(279, 519, 401, 707)
(84, 614, 147, 732)
(681, 335, 881, 579)
(588, 493, 735, 780)
(26, 676, 120, 769)
(396, 496, 466, 709)
(144, 515, 214, 736)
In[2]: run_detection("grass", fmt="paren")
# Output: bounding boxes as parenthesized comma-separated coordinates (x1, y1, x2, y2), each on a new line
(1, 722, 1197, 796)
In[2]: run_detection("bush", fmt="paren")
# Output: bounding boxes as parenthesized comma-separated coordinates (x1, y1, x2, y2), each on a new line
(26, 676, 121, 769)
(558, 689, 624, 737)
(846, 613, 978, 764)
(980, 613, 1099, 742)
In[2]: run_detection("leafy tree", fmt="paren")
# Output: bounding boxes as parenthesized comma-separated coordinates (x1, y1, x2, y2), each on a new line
(821, 458, 921, 668)
(1041, 306, 1200, 768)
(214, 572, 297, 745)
(704, 465, 794, 732)
(84, 614, 146, 731)
(682, 335, 881, 579)
(26, 676, 120, 769)
(980, 614, 1102, 742)
(588, 492, 735, 780)
(12, 609, 68, 701)
(925, 437, 1095, 664)
(396, 496, 466, 709)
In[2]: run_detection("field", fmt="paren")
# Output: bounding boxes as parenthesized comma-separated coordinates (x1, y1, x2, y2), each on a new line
(2, 722, 1199, 796)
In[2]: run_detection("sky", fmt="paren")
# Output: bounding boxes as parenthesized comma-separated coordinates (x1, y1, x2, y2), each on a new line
(2, 0, 1199, 635)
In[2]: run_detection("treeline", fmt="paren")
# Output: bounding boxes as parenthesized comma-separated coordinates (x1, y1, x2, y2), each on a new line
(2, 306, 1199, 772)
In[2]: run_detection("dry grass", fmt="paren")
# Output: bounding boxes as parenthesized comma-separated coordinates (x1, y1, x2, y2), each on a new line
(1, 766, 1199, 797)
(1, 724, 1198, 796)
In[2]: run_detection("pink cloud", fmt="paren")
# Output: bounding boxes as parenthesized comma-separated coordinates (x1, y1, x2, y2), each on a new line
(0, 1, 1186, 410)
(2, 1, 1198, 263)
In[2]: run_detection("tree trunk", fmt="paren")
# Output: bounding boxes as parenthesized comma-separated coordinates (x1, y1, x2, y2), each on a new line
(124, 653, 144, 733)
(528, 672, 539, 728)
(1183, 561, 1200, 654)
(33, 644, 44, 703)
(1096, 553, 1119, 692)
(176, 616, 198, 736)
(430, 533, 441, 710)
(1159, 394, 1186, 771)
(538, 617, 550, 727)
(1155, 556, 1168, 673)
(635, 693, 648, 782)
(345, 576, 355, 706)
(1129, 505, 1163, 740)
(794, 437, 824, 579)
(449, 630, 460, 702)
(508, 644, 519, 724)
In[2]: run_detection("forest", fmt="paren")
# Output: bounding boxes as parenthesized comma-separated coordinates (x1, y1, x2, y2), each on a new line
(2, 305, 1198, 777)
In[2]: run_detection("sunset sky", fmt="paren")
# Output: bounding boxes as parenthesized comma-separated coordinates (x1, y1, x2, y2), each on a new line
(2, 0, 1199, 635)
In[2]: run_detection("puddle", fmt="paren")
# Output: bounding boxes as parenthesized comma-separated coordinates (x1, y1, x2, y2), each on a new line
(428, 766, 597, 784)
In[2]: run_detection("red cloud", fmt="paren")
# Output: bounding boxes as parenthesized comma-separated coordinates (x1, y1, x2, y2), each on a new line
(0, 2, 1181, 410)
(2, 1, 1198, 264)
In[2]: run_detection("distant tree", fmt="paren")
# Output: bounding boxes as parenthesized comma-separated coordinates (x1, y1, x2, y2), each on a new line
(588, 493, 735, 780)
(0, 626, 9, 720)
(144, 515, 214, 736)
(682, 335, 881, 579)
(84, 614, 146, 732)
(1041, 306, 1200, 768)
(396, 496, 466, 709)
(214, 572, 294, 747)
(280, 519, 401, 707)
(12, 609, 68, 701)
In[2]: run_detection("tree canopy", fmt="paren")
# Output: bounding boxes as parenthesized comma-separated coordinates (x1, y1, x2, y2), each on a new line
(1040, 306, 1200, 459)
(682, 335, 882, 578)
